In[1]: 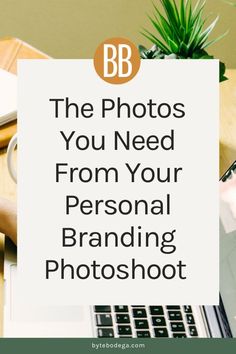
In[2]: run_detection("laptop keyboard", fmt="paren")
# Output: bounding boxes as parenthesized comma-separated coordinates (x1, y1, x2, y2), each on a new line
(94, 305, 199, 338)
(92, 163, 236, 339)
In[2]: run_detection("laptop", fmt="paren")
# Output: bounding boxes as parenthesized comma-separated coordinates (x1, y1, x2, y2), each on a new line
(2, 161, 236, 337)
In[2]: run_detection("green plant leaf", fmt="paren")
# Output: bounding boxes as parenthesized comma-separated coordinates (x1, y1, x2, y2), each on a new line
(191, 0, 206, 25)
(140, 0, 228, 82)
(179, 41, 189, 56)
(141, 0, 226, 58)
(197, 16, 219, 46)
(141, 29, 170, 53)
(148, 15, 169, 42)
(138, 45, 148, 58)
(168, 37, 179, 53)
(223, 0, 236, 6)
(202, 30, 229, 49)
(180, 0, 186, 27)
(160, 0, 180, 33)
(220, 61, 228, 82)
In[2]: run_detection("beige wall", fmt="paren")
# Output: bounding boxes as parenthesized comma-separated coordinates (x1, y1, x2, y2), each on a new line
(0, 0, 235, 67)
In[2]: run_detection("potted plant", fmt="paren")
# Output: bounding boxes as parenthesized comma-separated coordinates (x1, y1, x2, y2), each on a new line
(139, 0, 228, 82)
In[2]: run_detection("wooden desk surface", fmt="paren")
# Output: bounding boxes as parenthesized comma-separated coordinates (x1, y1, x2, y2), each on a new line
(0, 37, 48, 336)
(0, 69, 235, 337)
(0, 37, 49, 148)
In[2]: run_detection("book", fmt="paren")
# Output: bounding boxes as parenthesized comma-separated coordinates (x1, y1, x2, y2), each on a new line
(0, 68, 17, 126)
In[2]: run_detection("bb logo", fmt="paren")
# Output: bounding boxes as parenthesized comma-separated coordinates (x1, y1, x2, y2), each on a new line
(94, 37, 140, 84)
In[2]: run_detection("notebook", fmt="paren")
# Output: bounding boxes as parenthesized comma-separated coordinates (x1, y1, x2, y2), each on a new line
(0, 68, 17, 126)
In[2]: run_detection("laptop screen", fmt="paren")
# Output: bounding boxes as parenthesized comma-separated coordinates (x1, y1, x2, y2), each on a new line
(220, 169, 236, 337)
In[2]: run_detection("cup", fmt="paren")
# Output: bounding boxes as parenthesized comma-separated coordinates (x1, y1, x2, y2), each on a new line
(7, 133, 17, 183)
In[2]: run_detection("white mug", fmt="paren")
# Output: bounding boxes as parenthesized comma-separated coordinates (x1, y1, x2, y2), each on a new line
(7, 133, 17, 183)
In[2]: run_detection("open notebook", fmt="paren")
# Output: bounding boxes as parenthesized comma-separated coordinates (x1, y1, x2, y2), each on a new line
(0, 68, 17, 126)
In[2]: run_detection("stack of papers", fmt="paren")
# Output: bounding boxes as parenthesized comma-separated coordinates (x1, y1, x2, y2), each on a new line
(0, 68, 17, 126)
